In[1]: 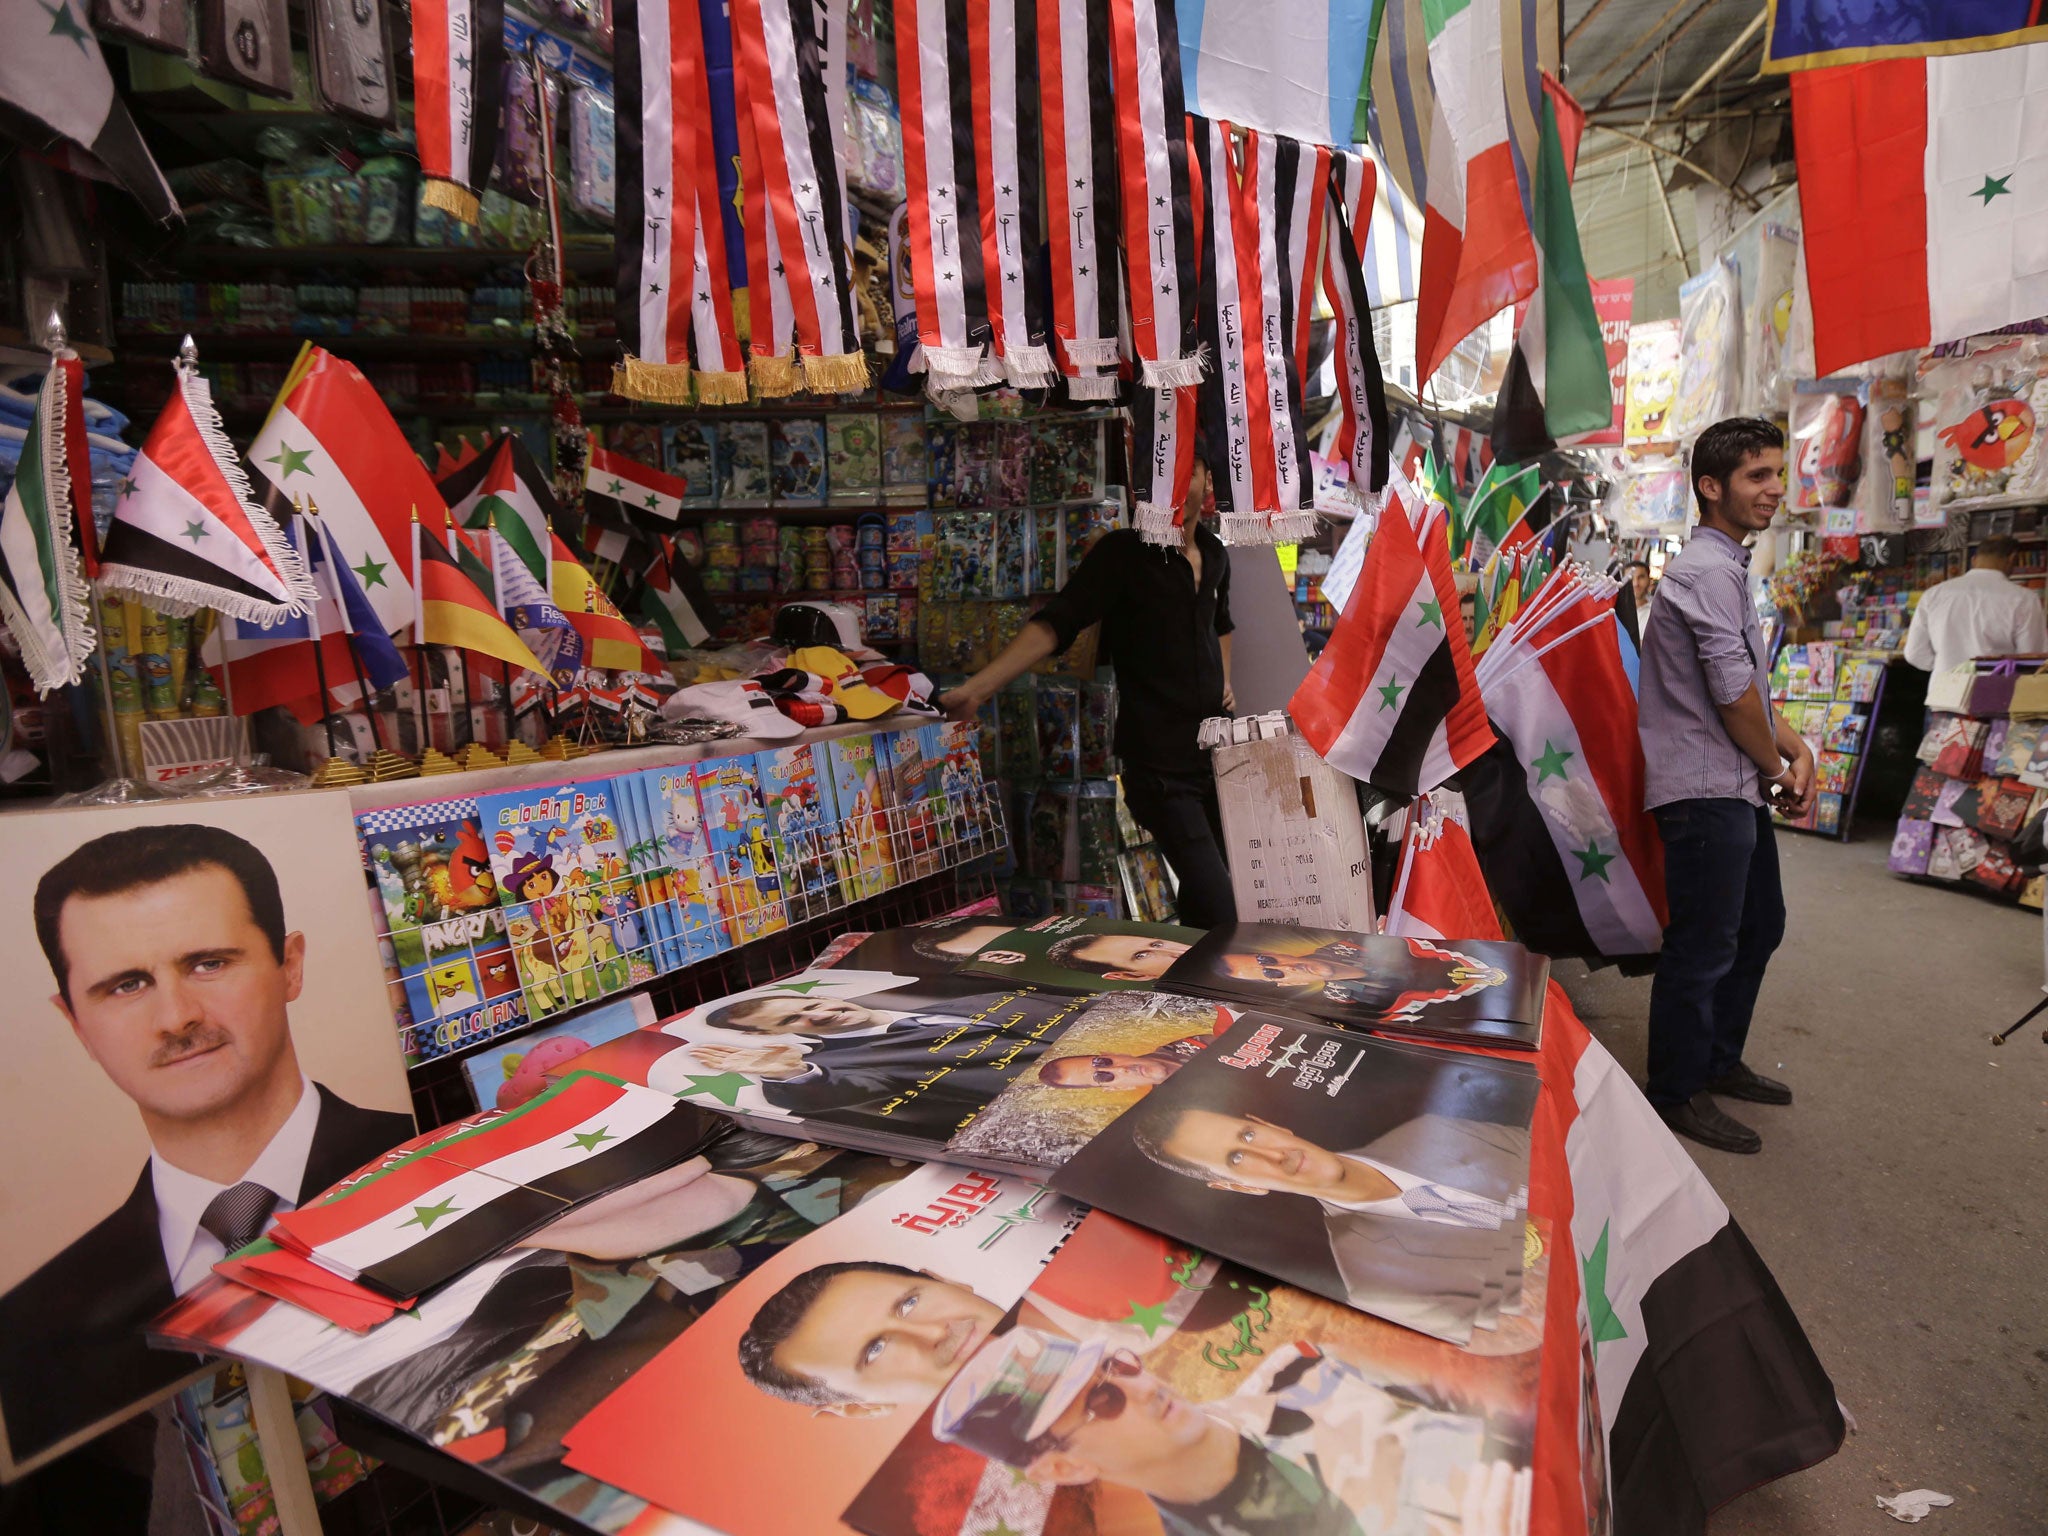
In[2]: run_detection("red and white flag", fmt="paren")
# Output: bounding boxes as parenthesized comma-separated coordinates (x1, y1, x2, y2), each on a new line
(411, 0, 506, 225)
(1793, 40, 2048, 374)
(732, 59, 801, 396)
(1385, 791, 1503, 942)
(970, 0, 1056, 388)
(100, 362, 316, 623)
(1242, 127, 1323, 541)
(1323, 150, 1392, 499)
(1133, 383, 1201, 545)
(1038, 0, 1122, 398)
(1108, 0, 1205, 387)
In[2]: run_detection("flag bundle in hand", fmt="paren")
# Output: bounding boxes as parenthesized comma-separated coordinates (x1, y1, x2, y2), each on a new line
(1464, 564, 1666, 963)
(100, 360, 317, 623)
(0, 354, 96, 692)
(1385, 791, 1502, 942)
(1289, 465, 1493, 795)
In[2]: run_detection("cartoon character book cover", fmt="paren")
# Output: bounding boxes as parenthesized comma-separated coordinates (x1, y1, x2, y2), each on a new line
(828, 733, 899, 899)
(694, 755, 791, 944)
(757, 742, 843, 920)
(641, 763, 731, 963)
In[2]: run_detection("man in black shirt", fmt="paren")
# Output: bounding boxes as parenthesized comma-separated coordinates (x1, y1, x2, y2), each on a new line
(939, 456, 1238, 926)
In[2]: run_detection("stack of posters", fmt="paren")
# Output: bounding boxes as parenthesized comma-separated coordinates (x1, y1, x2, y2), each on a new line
(843, 915, 1203, 996)
(1049, 1013, 1540, 1348)
(1156, 923, 1548, 1049)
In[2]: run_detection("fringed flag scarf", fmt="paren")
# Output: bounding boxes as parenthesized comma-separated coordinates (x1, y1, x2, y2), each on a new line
(0, 353, 95, 692)
(1132, 382, 1200, 545)
(1323, 150, 1392, 501)
(1246, 127, 1324, 540)
(1270, 131, 1329, 404)
(730, 0, 867, 394)
(615, 0, 748, 404)
(1107, 0, 1203, 387)
(1037, 0, 1121, 397)
(969, 0, 1055, 388)
(732, 59, 801, 396)
(412, 0, 506, 225)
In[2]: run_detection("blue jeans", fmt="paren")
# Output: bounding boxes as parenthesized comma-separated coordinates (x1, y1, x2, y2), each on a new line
(1645, 799, 1787, 1108)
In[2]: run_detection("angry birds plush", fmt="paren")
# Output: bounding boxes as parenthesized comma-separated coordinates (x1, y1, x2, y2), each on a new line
(1939, 398, 2035, 472)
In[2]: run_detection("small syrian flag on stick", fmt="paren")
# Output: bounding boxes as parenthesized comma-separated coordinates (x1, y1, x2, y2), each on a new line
(410, 0, 507, 224)
(585, 445, 684, 532)
(0, 352, 96, 693)
(1289, 466, 1492, 795)
(100, 356, 317, 623)
(1385, 792, 1502, 943)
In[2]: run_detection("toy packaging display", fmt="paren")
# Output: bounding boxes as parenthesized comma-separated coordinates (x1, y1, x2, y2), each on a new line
(1603, 456, 1689, 537)
(881, 414, 929, 504)
(953, 425, 992, 507)
(993, 507, 1030, 597)
(1745, 222, 1801, 413)
(565, 84, 617, 221)
(1031, 416, 1105, 501)
(666, 421, 720, 505)
(994, 422, 1033, 503)
(1036, 679, 1081, 778)
(1063, 495, 1125, 564)
(770, 417, 828, 506)
(716, 419, 773, 507)
(1787, 380, 1866, 524)
(1925, 339, 2048, 511)
(1624, 318, 1681, 445)
(693, 755, 790, 944)
(1077, 680, 1117, 775)
(645, 762, 735, 963)
(826, 412, 882, 504)
(757, 741, 844, 919)
(927, 422, 960, 507)
(1669, 257, 1740, 443)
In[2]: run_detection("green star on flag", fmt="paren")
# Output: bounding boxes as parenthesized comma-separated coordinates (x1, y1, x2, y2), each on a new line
(1583, 1221, 1628, 1356)
(770, 979, 837, 995)
(352, 556, 388, 589)
(1415, 597, 1443, 627)
(607, 478, 625, 495)
(1573, 841, 1616, 882)
(266, 441, 314, 478)
(1377, 675, 1406, 711)
(1974, 173, 2013, 205)
(180, 520, 210, 544)
(1122, 1297, 1172, 1338)
(1533, 741, 1575, 782)
(566, 1127, 616, 1152)
(43, 0, 91, 49)
(679, 1072, 751, 1106)
(402, 1197, 459, 1231)
(644, 493, 660, 510)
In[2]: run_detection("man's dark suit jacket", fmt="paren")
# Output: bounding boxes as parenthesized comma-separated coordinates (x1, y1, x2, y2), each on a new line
(759, 1015, 1043, 1137)
(0, 1085, 412, 1466)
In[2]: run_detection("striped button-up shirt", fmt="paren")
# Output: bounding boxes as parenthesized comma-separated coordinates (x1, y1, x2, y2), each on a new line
(1637, 527, 1773, 810)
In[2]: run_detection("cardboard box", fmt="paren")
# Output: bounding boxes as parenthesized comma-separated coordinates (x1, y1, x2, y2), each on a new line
(1210, 729, 1375, 932)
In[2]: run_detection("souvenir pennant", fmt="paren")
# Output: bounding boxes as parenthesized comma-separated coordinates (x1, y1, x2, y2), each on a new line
(1247, 127, 1326, 538)
(615, 0, 747, 403)
(1323, 150, 1392, 499)
(970, 0, 1056, 387)
(732, 57, 801, 396)
(411, 0, 506, 223)
(894, 0, 1001, 392)
(729, 0, 867, 393)
(1192, 116, 1282, 545)
(0, 354, 95, 692)
(1107, 0, 1205, 386)
(585, 445, 684, 529)
(1037, 0, 1121, 396)
(1132, 382, 1199, 544)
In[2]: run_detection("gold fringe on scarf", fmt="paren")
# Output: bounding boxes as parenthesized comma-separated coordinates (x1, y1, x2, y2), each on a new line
(801, 350, 870, 395)
(750, 353, 803, 398)
(692, 369, 751, 406)
(612, 355, 696, 404)
(421, 178, 481, 225)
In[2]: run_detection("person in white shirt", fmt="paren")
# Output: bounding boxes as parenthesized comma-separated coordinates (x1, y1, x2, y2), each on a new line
(1904, 535, 2048, 677)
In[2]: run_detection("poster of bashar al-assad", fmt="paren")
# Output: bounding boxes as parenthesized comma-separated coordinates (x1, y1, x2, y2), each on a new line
(0, 796, 416, 1477)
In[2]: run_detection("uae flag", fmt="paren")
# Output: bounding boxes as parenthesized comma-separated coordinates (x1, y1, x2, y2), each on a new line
(0, 356, 95, 693)
(440, 433, 560, 584)
(553, 532, 659, 671)
(585, 446, 684, 532)
(1793, 40, 2048, 374)
(1288, 465, 1493, 795)
(414, 517, 547, 677)
(1465, 566, 1666, 964)
(269, 1074, 717, 1298)
(641, 537, 711, 653)
(410, 0, 506, 224)
(99, 365, 317, 623)
(1385, 792, 1503, 942)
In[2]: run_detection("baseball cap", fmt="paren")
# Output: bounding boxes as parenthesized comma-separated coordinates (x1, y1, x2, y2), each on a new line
(931, 1329, 1104, 1468)
(755, 665, 850, 728)
(664, 678, 804, 739)
(785, 645, 899, 720)
(859, 662, 938, 713)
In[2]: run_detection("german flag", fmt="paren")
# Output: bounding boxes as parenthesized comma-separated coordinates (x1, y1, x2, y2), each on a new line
(550, 531, 656, 671)
(417, 516, 546, 674)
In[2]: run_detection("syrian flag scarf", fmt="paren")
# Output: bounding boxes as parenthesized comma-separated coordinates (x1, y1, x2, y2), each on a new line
(1264, 130, 1329, 411)
(1132, 382, 1200, 544)
(1107, 0, 1204, 387)
(731, 59, 801, 396)
(1323, 150, 1393, 499)
(729, 0, 867, 393)
(100, 361, 317, 623)
(411, 0, 507, 224)
(1243, 127, 1323, 542)
(1038, 0, 1121, 397)
(615, 0, 748, 404)
(0, 354, 95, 692)
(970, 0, 1055, 388)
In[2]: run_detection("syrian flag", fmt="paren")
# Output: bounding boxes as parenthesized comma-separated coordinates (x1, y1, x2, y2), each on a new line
(248, 347, 426, 633)
(553, 532, 659, 671)
(100, 363, 317, 623)
(0, 0, 179, 223)
(488, 516, 582, 678)
(1413, 0, 1537, 385)
(1385, 791, 1503, 942)
(1793, 40, 2048, 374)
(441, 433, 560, 584)
(586, 446, 684, 533)
(733, 56, 802, 396)
(269, 1074, 715, 1298)
(410, 0, 507, 224)
(641, 537, 711, 653)
(969, 0, 1055, 388)
(1254, 128, 1329, 425)
(1107, 0, 1205, 387)
(0, 355, 95, 693)
(1132, 383, 1201, 545)
(1491, 75, 1610, 462)
(1288, 466, 1493, 794)
(1321, 149, 1392, 499)
(1464, 566, 1666, 963)
(1037, 0, 1121, 398)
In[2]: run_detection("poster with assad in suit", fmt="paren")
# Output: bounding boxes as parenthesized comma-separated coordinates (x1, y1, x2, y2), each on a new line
(0, 794, 415, 1478)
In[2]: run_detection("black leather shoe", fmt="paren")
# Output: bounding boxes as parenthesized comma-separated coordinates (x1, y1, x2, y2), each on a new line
(1708, 1062, 1793, 1105)
(1657, 1093, 1762, 1154)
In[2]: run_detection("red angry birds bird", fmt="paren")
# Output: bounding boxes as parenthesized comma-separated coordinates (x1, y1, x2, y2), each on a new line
(448, 822, 499, 910)
(1940, 398, 2035, 472)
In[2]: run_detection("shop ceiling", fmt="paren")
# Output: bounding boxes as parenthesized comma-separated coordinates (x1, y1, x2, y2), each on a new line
(1559, 0, 1793, 320)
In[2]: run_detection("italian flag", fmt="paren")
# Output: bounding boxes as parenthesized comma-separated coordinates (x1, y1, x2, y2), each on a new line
(1414, 0, 1537, 386)
(1793, 40, 2048, 374)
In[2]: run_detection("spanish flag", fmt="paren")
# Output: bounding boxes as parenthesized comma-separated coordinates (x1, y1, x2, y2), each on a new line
(415, 513, 546, 675)
(550, 531, 656, 671)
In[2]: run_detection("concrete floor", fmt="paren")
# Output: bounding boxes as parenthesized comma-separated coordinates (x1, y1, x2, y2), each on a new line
(1556, 828, 2048, 1536)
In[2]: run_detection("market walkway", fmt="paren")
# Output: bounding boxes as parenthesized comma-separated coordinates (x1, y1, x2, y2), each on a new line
(1559, 829, 2048, 1536)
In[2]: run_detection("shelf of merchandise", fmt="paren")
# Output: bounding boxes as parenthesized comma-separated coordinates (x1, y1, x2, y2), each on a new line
(1769, 642, 1892, 842)
(117, 329, 620, 360)
(154, 244, 616, 275)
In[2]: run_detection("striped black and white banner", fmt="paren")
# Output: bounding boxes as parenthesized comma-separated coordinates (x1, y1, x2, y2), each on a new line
(1192, 116, 1279, 545)
(412, 0, 506, 224)
(1038, 0, 1121, 397)
(1323, 150, 1392, 500)
(1249, 128, 1324, 539)
(972, 0, 1055, 388)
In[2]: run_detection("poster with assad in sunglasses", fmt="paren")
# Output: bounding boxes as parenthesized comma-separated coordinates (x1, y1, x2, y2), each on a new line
(1154, 923, 1548, 1050)
(842, 1209, 1545, 1536)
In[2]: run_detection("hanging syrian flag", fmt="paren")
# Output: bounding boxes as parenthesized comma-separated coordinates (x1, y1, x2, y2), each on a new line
(487, 511, 582, 678)
(248, 347, 423, 632)
(552, 531, 659, 670)
(732, 59, 803, 397)
(615, 0, 749, 404)
(1037, 0, 1121, 398)
(729, 0, 867, 393)
(1462, 565, 1665, 963)
(1245, 127, 1323, 541)
(414, 513, 547, 677)
(970, 0, 1056, 388)
(411, 0, 506, 223)
(1132, 383, 1200, 545)
(1414, 0, 1538, 385)
(0, 355, 95, 693)
(269, 1074, 715, 1297)
(1492, 74, 1610, 462)
(440, 433, 560, 584)
(1793, 39, 2048, 374)
(585, 445, 684, 535)
(1385, 791, 1503, 942)
(99, 363, 317, 624)
(641, 536, 711, 653)
(1107, 0, 1205, 386)
(1288, 465, 1493, 794)
(0, 0, 179, 223)
(1321, 150, 1393, 498)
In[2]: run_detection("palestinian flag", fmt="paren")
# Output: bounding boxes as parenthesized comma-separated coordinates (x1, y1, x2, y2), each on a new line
(1288, 465, 1493, 795)
(1384, 792, 1502, 942)
(552, 532, 658, 671)
(100, 365, 316, 623)
(641, 537, 710, 653)
(415, 516, 547, 676)
(1465, 566, 1666, 964)
(0, 356, 95, 693)
(269, 1073, 716, 1298)
(585, 445, 684, 533)
(441, 434, 561, 584)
